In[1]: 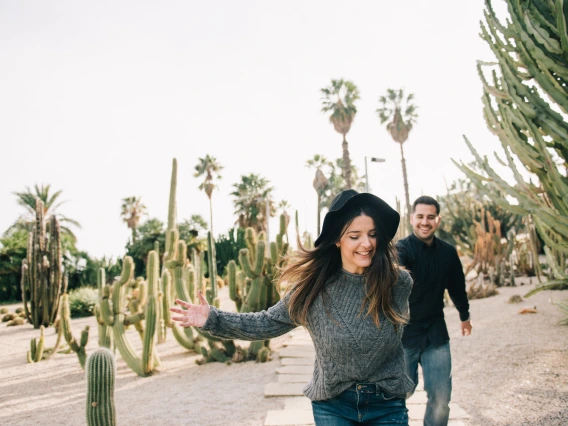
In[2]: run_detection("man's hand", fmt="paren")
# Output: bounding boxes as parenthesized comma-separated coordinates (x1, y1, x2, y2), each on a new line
(461, 320, 472, 336)
(170, 291, 210, 328)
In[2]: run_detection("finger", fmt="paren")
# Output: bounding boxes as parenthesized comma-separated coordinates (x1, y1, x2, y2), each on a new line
(197, 291, 208, 306)
(175, 298, 193, 308)
(169, 308, 186, 315)
(171, 316, 186, 322)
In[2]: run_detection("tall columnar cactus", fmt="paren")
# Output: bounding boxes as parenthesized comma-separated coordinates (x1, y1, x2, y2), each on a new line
(98, 254, 160, 377)
(94, 269, 112, 349)
(224, 215, 289, 363)
(86, 347, 116, 426)
(21, 199, 63, 328)
(455, 0, 568, 294)
(60, 292, 90, 368)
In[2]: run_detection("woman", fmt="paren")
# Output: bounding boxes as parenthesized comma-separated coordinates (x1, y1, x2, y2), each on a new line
(170, 189, 414, 425)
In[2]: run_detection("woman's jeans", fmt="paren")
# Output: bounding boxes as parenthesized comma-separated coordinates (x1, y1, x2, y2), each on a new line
(311, 383, 408, 425)
(403, 341, 452, 426)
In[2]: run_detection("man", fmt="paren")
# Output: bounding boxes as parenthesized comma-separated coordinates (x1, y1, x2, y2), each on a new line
(396, 196, 472, 426)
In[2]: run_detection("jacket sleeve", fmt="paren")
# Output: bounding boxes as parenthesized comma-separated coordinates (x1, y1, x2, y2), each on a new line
(200, 297, 298, 341)
(446, 248, 470, 321)
(395, 240, 409, 268)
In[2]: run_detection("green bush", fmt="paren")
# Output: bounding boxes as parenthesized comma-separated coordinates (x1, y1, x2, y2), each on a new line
(67, 287, 98, 318)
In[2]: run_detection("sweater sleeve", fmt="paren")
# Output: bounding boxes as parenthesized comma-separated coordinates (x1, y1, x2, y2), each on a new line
(200, 297, 298, 341)
(446, 248, 470, 321)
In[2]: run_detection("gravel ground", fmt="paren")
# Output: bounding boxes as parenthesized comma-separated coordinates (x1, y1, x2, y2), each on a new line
(449, 278, 568, 426)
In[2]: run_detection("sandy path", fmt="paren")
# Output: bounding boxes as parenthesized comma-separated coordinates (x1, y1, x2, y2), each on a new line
(450, 279, 568, 426)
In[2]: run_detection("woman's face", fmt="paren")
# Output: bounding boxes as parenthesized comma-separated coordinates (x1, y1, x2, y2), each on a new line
(337, 214, 377, 275)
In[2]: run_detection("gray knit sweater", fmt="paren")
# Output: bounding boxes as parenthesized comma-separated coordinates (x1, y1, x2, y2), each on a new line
(201, 268, 414, 401)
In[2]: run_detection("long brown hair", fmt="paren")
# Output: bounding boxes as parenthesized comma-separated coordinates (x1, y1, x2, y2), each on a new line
(280, 203, 407, 329)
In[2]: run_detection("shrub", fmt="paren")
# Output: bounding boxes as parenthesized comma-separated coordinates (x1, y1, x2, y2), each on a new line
(67, 287, 98, 318)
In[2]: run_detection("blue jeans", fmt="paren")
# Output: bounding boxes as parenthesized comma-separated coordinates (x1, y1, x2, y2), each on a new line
(311, 383, 408, 425)
(403, 341, 452, 426)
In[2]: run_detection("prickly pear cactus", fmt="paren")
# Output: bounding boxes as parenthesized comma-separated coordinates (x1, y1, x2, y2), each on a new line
(86, 347, 116, 426)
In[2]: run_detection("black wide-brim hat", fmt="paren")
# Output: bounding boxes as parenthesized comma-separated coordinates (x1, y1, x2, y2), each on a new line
(314, 189, 400, 247)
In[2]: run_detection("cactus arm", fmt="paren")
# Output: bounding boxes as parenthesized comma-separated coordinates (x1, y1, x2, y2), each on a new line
(60, 294, 89, 368)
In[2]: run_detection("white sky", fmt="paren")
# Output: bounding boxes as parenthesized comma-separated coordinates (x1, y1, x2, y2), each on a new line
(0, 1, 506, 259)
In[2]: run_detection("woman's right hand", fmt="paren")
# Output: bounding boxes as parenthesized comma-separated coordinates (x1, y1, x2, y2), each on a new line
(169, 291, 210, 328)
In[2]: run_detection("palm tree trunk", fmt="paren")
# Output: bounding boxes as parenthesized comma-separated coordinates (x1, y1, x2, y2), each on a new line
(317, 193, 321, 235)
(209, 197, 214, 236)
(399, 142, 411, 233)
(342, 134, 352, 189)
(131, 227, 137, 244)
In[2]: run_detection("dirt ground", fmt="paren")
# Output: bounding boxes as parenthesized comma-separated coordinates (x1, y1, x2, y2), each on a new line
(0, 279, 567, 426)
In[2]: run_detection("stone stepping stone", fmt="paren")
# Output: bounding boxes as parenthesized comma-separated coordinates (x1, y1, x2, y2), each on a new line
(264, 382, 305, 397)
(278, 374, 311, 383)
(281, 357, 314, 366)
(449, 403, 470, 419)
(284, 397, 312, 410)
(279, 348, 315, 358)
(276, 365, 313, 375)
(407, 390, 427, 404)
(408, 402, 470, 421)
(284, 340, 313, 347)
(264, 409, 314, 426)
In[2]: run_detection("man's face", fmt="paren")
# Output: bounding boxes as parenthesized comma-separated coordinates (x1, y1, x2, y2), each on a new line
(410, 203, 440, 243)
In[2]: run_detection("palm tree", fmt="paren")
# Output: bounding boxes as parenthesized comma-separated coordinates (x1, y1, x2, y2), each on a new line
(230, 173, 274, 233)
(120, 196, 147, 244)
(377, 88, 418, 227)
(11, 184, 80, 242)
(321, 79, 360, 189)
(306, 154, 332, 234)
(194, 155, 223, 235)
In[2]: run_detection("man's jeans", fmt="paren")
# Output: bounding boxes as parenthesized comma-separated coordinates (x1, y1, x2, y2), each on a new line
(311, 383, 408, 425)
(404, 342, 452, 426)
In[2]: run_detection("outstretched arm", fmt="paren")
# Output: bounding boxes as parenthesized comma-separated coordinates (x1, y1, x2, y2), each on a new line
(170, 292, 298, 341)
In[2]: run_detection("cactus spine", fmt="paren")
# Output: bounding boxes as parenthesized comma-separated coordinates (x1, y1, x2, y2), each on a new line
(86, 347, 116, 426)
(21, 199, 63, 328)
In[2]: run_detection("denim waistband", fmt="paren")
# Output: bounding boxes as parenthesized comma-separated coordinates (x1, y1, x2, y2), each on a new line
(346, 382, 377, 394)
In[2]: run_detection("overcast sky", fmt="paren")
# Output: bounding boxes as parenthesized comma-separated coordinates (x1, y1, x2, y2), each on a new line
(0, 1, 506, 259)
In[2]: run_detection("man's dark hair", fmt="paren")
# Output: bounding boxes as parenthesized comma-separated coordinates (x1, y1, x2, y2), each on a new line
(412, 196, 440, 215)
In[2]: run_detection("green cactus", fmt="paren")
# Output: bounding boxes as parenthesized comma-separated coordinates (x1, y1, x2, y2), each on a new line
(21, 199, 63, 328)
(60, 292, 89, 368)
(98, 254, 160, 377)
(222, 215, 289, 363)
(95, 269, 112, 349)
(26, 325, 45, 363)
(86, 347, 116, 426)
(455, 1, 568, 295)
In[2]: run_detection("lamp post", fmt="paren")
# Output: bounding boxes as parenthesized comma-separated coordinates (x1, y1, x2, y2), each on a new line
(365, 157, 386, 193)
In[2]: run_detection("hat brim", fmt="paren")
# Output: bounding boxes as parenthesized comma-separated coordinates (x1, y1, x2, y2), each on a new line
(314, 193, 400, 247)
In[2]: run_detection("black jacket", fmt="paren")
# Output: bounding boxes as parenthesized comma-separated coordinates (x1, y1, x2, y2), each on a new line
(396, 233, 470, 349)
